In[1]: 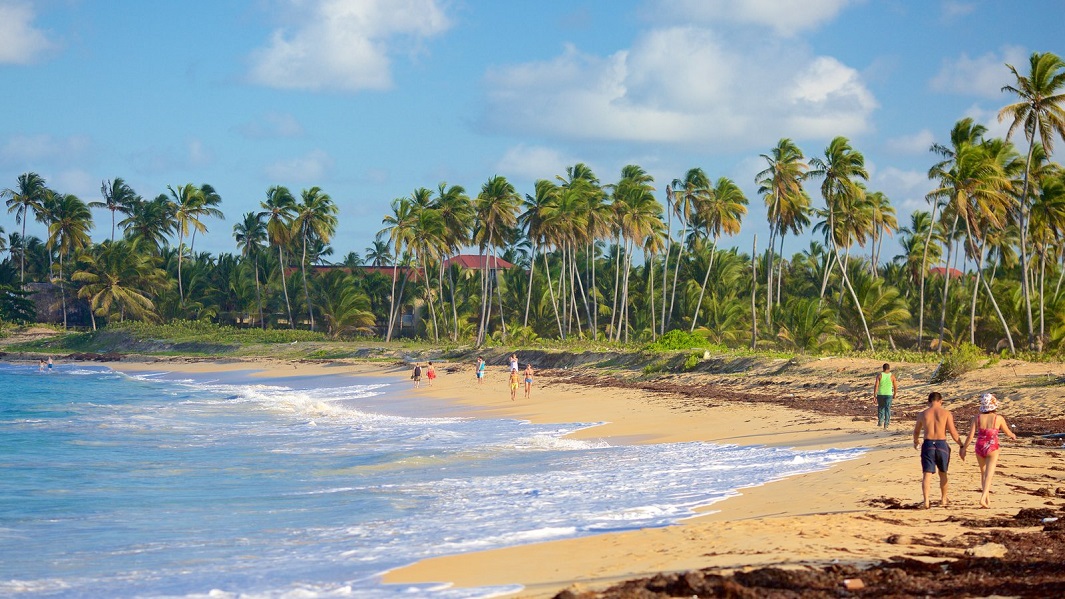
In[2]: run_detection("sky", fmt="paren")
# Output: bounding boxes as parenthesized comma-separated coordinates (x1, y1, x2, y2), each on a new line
(1, 0, 1063, 263)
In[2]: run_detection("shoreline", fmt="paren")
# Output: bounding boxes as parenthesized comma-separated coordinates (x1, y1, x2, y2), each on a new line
(12, 353, 1065, 597)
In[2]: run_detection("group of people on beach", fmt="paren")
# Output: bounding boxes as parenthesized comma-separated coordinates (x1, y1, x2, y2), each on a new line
(875, 363, 1018, 509)
(410, 354, 534, 400)
(409, 361, 435, 388)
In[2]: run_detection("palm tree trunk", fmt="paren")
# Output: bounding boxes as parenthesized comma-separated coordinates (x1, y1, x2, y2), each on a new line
(278, 245, 294, 329)
(765, 196, 778, 326)
(968, 236, 985, 346)
(610, 235, 623, 338)
(589, 241, 599, 340)
(828, 211, 874, 350)
(60, 253, 67, 329)
(980, 259, 1015, 354)
(917, 201, 939, 350)
(523, 240, 537, 328)
(1018, 140, 1037, 349)
(177, 233, 185, 304)
(1039, 248, 1046, 347)
(543, 248, 564, 338)
(667, 224, 687, 330)
(301, 233, 315, 331)
(386, 253, 400, 341)
(818, 252, 835, 304)
(19, 218, 26, 285)
(751, 235, 757, 350)
(937, 212, 960, 352)
(448, 260, 460, 341)
(494, 247, 507, 341)
(777, 233, 786, 309)
(691, 237, 719, 332)
(648, 250, 657, 341)
(254, 259, 264, 329)
(660, 190, 673, 335)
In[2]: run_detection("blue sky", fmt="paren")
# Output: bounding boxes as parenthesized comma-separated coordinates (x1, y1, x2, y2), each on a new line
(1, 0, 1062, 261)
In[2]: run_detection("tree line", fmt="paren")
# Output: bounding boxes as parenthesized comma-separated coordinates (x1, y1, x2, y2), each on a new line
(1, 52, 1063, 354)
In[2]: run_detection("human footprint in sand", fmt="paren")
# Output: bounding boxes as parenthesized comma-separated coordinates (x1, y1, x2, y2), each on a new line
(960, 393, 1017, 508)
(913, 392, 963, 509)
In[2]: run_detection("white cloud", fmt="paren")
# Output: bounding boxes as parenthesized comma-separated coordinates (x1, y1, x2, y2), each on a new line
(481, 28, 876, 149)
(51, 169, 99, 201)
(652, 0, 855, 36)
(496, 145, 571, 183)
(0, 134, 92, 166)
(129, 138, 215, 175)
(264, 149, 334, 182)
(885, 129, 935, 154)
(235, 112, 305, 139)
(930, 45, 1027, 98)
(963, 104, 1011, 141)
(248, 0, 451, 92)
(0, 1, 54, 64)
(941, 1, 976, 20)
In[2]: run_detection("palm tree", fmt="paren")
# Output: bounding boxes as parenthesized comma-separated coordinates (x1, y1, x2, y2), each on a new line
(3, 172, 48, 284)
(611, 165, 662, 342)
(432, 182, 473, 340)
(665, 168, 709, 332)
(519, 179, 561, 333)
(691, 177, 747, 331)
(233, 212, 268, 328)
(365, 234, 392, 267)
(756, 139, 808, 323)
(293, 186, 337, 331)
(381, 197, 417, 340)
(809, 136, 875, 349)
(73, 239, 167, 329)
(91, 178, 138, 242)
(474, 175, 520, 345)
(167, 184, 204, 304)
(999, 51, 1065, 349)
(47, 193, 94, 328)
(867, 191, 897, 277)
(120, 194, 174, 253)
(259, 185, 298, 328)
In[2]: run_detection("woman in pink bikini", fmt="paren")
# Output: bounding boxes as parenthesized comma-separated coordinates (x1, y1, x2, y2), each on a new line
(960, 393, 1017, 508)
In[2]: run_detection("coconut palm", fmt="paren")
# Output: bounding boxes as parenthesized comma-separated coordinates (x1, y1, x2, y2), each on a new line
(73, 239, 167, 330)
(611, 165, 662, 342)
(167, 184, 205, 304)
(120, 194, 174, 253)
(756, 139, 809, 322)
(665, 168, 709, 331)
(259, 185, 298, 328)
(233, 212, 268, 328)
(691, 177, 747, 331)
(293, 186, 337, 331)
(91, 178, 138, 242)
(365, 234, 392, 268)
(46, 193, 94, 328)
(432, 182, 473, 340)
(3, 172, 49, 284)
(867, 191, 897, 277)
(809, 136, 875, 349)
(519, 179, 562, 335)
(999, 51, 1065, 349)
(474, 175, 520, 345)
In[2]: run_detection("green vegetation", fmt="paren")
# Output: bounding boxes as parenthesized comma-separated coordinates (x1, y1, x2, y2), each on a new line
(1, 53, 1064, 362)
(930, 343, 989, 383)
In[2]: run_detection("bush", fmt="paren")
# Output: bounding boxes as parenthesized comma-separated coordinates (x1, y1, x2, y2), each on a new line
(682, 352, 701, 371)
(645, 330, 705, 352)
(930, 343, 987, 383)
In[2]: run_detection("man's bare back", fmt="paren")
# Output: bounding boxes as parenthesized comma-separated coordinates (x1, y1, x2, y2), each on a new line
(913, 392, 963, 508)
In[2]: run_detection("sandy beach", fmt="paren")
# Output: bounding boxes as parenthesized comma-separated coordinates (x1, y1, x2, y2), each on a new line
(100, 352, 1065, 597)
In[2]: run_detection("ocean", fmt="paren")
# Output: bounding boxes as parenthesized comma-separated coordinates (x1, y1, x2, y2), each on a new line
(0, 362, 864, 598)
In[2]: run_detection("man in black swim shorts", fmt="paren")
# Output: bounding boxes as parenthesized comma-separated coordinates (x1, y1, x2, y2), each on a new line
(913, 392, 963, 509)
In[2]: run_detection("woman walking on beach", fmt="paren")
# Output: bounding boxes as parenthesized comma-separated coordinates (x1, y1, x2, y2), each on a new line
(960, 393, 1017, 508)
(523, 364, 533, 399)
(425, 361, 436, 386)
(411, 363, 422, 388)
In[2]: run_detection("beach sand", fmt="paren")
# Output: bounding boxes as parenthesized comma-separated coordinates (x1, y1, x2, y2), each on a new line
(108, 354, 1065, 597)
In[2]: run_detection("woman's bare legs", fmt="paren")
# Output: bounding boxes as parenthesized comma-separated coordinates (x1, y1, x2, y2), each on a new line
(978, 450, 1000, 508)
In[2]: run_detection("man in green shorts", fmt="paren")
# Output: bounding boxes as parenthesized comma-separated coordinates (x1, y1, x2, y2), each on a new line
(873, 363, 898, 428)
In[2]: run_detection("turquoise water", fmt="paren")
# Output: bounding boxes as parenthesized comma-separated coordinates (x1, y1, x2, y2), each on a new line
(0, 362, 864, 598)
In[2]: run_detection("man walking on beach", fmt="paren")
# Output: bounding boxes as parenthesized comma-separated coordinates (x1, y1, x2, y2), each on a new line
(873, 363, 898, 428)
(913, 392, 963, 509)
